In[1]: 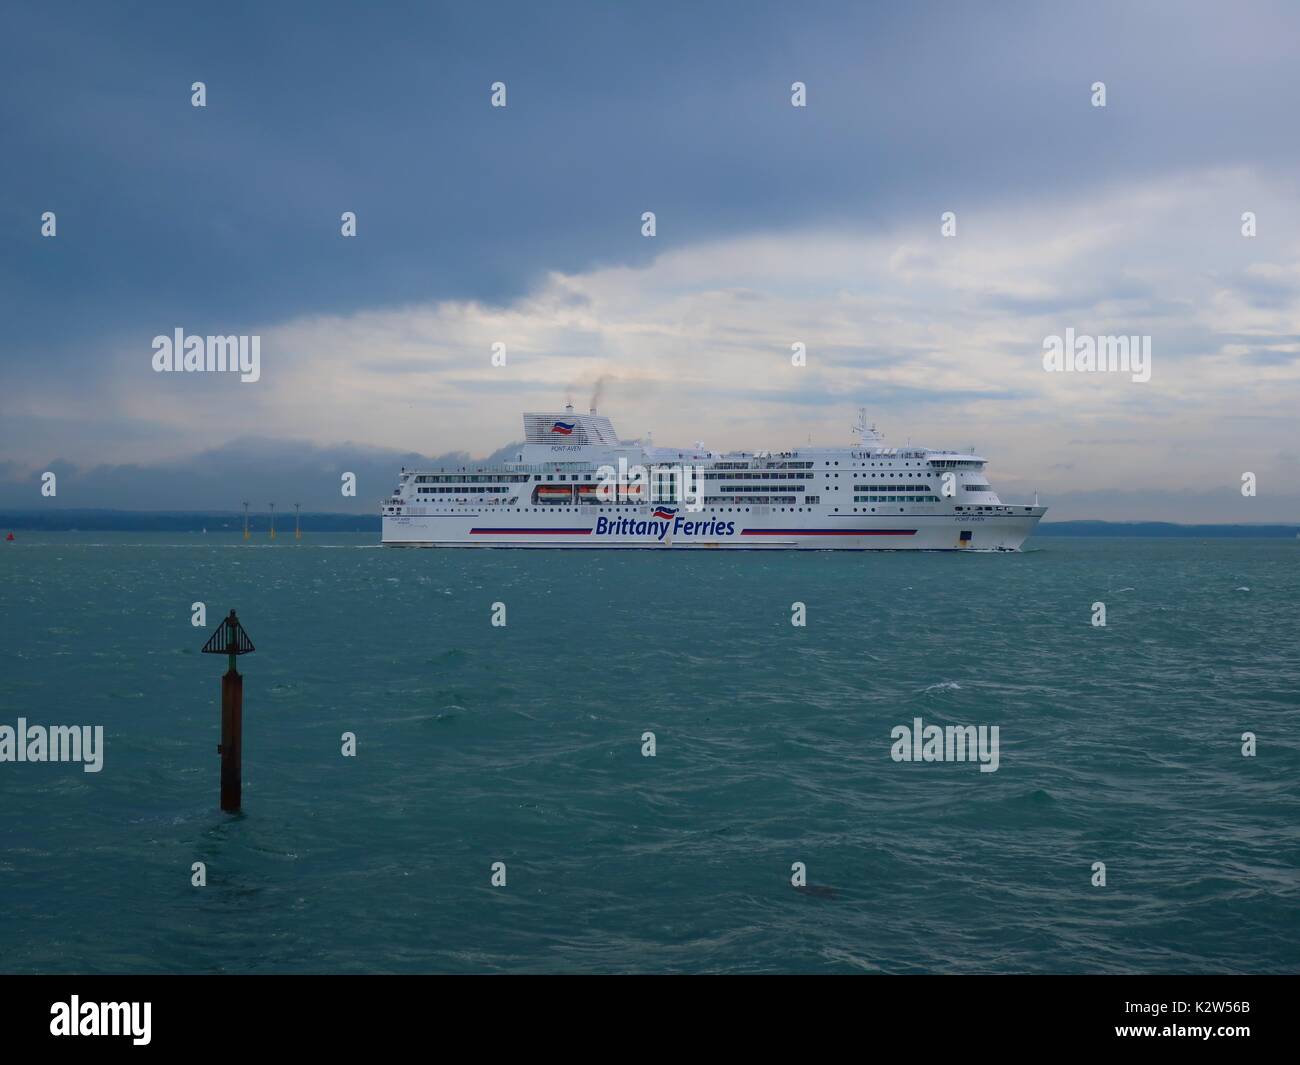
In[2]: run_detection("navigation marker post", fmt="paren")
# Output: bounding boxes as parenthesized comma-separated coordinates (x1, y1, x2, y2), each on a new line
(201, 610, 256, 812)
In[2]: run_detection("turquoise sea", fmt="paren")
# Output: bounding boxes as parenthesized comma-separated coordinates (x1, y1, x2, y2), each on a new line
(1, 533, 1297, 973)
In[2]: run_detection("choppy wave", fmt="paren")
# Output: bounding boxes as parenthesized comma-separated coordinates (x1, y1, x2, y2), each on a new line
(1, 532, 1297, 974)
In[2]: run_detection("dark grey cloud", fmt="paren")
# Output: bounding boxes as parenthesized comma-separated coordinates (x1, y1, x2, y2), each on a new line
(0, 437, 521, 513)
(5, 0, 1299, 364)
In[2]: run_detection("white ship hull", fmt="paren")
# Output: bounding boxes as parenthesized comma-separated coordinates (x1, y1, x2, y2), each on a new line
(380, 406, 1046, 551)
(383, 508, 1043, 550)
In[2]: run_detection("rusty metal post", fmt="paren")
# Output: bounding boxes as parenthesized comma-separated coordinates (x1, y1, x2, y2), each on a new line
(220, 665, 242, 811)
(203, 609, 255, 813)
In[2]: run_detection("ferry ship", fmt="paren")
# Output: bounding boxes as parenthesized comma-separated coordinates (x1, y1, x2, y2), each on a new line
(380, 406, 1045, 550)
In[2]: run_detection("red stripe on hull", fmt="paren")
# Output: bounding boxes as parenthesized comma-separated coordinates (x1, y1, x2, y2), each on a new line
(470, 528, 592, 535)
(741, 529, 916, 536)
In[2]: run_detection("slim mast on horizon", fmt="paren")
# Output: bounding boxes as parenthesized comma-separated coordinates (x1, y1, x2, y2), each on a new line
(242, 501, 250, 541)
(269, 502, 276, 540)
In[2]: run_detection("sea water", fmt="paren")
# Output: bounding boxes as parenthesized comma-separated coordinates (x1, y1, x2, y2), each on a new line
(1, 533, 1297, 973)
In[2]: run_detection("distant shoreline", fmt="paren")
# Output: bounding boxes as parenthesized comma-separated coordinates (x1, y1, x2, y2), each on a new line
(1, 510, 1297, 538)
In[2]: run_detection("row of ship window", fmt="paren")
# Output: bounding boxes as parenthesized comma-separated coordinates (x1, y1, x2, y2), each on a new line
(410, 463, 985, 485)
(410, 484, 990, 500)
(409, 483, 992, 499)
(413, 479, 988, 491)
(711, 461, 814, 470)
(416, 486, 509, 494)
(398, 507, 803, 514)
(528, 495, 824, 505)
(411, 479, 980, 492)
(412, 474, 530, 483)
(389, 504, 1019, 516)
(409, 471, 988, 487)
(698, 470, 807, 479)
(821, 459, 980, 468)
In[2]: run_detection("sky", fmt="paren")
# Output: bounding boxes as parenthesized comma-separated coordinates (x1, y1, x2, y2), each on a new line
(2, 0, 1299, 520)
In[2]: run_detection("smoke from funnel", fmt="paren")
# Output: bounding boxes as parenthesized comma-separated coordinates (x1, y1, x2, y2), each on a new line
(590, 375, 610, 412)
